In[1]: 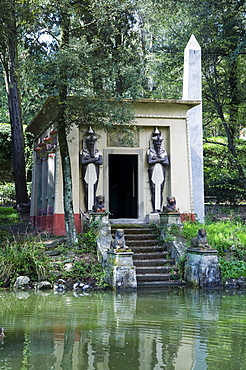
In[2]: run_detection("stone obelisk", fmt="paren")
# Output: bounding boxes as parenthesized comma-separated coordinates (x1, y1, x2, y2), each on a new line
(183, 35, 204, 222)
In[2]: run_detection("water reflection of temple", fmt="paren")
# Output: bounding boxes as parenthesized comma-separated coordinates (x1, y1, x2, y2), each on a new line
(13, 290, 218, 369)
(1, 290, 245, 369)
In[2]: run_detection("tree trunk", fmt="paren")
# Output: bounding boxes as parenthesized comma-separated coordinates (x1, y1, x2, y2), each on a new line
(57, 7, 77, 246)
(1, 2, 28, 204)
(57, 119, 78, 246)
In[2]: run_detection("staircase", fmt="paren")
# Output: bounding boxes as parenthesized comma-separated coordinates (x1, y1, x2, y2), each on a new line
(111, 224, 186, 288)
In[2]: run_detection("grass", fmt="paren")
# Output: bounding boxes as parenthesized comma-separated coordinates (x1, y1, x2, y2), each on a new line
(0, 206, 19, 224)
(0, 218, 107, 289)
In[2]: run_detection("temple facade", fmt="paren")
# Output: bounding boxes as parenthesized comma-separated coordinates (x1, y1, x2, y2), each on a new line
(27, 36, 203, 235)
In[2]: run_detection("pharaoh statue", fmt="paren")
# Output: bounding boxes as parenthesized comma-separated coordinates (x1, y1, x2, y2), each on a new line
(190, 228, 212, 250)
(147, 128, 169, 212)
(81, 127, 103, 211)
(163, 196, 179, 213)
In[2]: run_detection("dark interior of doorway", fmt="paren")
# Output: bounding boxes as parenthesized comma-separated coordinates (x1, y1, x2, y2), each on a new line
(109, 154, 138, 218)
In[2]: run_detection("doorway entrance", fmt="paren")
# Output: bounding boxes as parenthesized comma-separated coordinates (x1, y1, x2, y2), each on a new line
(109, 154, 138, 218)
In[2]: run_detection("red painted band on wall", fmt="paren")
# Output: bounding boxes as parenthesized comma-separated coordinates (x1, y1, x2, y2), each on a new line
(30, 213, 81, 235)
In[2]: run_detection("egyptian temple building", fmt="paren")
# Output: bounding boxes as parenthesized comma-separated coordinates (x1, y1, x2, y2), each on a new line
(27, 35, 204, 235)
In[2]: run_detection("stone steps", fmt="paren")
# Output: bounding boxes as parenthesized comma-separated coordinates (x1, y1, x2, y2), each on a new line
(125, 233, 157, 240)
(137, 273, 173, 282)
(111, 223, 185, 288)
(136, 266, 173, 274)
(133, 259, 171, 267)
(130, 245, 165, 253)
(135, 280, 187, 288)
(133, 252, 169, 260)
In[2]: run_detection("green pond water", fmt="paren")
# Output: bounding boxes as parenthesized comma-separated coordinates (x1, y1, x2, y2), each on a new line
(0, 288, 245, 370)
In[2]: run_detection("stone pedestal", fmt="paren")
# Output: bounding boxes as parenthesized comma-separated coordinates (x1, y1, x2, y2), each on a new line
(90, 212, 109, 226)
(90, 213, 112, 262)
(184, 248, 222, 288)
(106, 251, 137, 290)
(159, 213, 183, 243)
(160, 213, 181, 225)
(146, 212, 160, 224)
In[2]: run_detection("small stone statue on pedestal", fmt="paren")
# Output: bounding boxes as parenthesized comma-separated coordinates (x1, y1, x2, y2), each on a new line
(93, 195, 106, 213)
(190, 228, 212, 250)
(112, 229, 129, 251)
(163, 196, 179, 213)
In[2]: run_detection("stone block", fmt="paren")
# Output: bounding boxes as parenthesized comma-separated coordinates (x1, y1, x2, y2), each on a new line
(146, 213, 160, 224)
(106, 251, 137, 290)
(160, 213, 181, 225)
(184, 248, 222, 288)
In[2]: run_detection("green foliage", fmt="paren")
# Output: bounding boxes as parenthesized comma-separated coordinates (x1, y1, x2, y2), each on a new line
(76, 218, 100, 253)
(219, 260, 246, 279)
(0, 182, 32, 206)
(0, 241, 51, 287)
(182, 221, 203, 241)
(0, 219, 106, 288)
(61, 256, 106, 288)
(0, 206, 19, 223)
(0, 184, 16, 205)
(0, 230, 11, 244)
(1, 0, 246, 212)
(204, 138, 246, 203)
(0, 123, 12, 166)
(165, 219, 246, 280)
(0, 122, 33, 183)
(140, 0, 246, 196)
(59, 219, 107, 287)
(205, 221, 246, 257)
(77, 229, 98, 254)
(175, 254, 187, 281)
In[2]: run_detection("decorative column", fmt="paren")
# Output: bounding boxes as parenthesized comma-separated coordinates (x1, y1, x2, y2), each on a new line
(34, 146, 43, 225)
(39, 142, 48, 229)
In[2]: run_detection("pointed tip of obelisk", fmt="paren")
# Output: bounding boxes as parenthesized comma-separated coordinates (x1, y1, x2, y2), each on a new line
(185, 34, 201, 51)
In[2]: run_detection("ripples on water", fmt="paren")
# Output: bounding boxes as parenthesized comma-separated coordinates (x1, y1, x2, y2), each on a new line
(0, 288, 245, 370)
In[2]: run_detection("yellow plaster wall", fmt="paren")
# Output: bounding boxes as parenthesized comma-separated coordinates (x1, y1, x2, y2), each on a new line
(76, 100, 194, 218)
(40, 100, 195, 219)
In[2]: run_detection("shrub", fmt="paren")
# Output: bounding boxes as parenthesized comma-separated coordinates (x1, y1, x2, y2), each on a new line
(0, 183, 16, 205)
(0, 241, 51, 287)
(0, 206, 19, 224)
(77, 229, 98, 253)
(219, 260, 246, 279)
(76, 218, 100, 253)
(61, 256, 106, 287)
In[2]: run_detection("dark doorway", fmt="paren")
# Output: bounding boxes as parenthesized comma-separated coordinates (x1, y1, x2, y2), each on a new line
(109, 154, 138, 218)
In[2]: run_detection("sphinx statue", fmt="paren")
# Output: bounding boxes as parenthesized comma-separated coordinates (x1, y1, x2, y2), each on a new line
(190, 228, 212, 250)
(112, 229, 128, 250)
